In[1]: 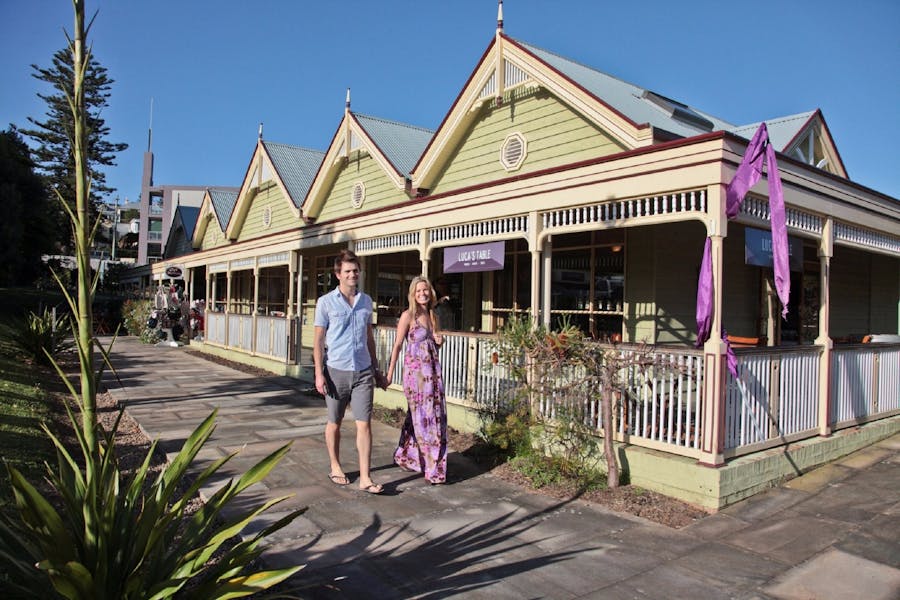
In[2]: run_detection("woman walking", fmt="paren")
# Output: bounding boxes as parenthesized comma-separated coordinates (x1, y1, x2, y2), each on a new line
(386, 276, 448, 484)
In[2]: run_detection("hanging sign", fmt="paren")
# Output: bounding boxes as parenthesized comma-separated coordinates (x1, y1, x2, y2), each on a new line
(164, 264, 184, 278)
(443, 241, 505, 273)
(745, 228, 803, 272)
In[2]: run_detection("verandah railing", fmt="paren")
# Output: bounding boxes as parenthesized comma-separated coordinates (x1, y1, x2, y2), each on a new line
(831, 343, 900, 426)
(202, 312, 291, 361)
(724, 346, 821, 456)
(204, 322, 896, 460)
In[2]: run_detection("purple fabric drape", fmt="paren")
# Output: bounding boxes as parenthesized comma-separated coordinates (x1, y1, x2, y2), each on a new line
(695, 237, 713, 347)
(725, 124, 769, 219)
(695, 123, 790, 377)
(765, 142, 789, 319)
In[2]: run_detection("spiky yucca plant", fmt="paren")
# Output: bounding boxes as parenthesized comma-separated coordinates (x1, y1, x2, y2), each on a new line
(0, 406, 305, 599)
(8, 308, 75, 366)
(0, 3, 305, 597)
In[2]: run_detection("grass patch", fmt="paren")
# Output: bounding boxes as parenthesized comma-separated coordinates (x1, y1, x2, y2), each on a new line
(0, 323, 57, 511)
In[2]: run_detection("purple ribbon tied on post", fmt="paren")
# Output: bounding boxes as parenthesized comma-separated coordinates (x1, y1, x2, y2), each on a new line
(695, 123, 790, 377)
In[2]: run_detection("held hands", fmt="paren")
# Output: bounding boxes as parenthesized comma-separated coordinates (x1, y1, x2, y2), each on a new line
(375, 370, 390, 390)
(434, 332, 444, 347)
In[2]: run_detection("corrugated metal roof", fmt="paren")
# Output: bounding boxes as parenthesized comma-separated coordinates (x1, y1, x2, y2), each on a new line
(208, 189, 238, 230)
(515, 39, 736, 138)
(354, 113, 434, 176)
(729, 111, 816, 151)
(262, 141, 326, 209)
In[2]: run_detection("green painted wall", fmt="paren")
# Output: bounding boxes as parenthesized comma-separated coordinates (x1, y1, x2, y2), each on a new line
(626, 222, 708, 345)
(831, 246, 900, 337)
(236, 182, 298, 242)
(316, 152, 407, 222)
(199, 217, 225, 251)
(624, 227, 656, 343)
(721, 224, 763, 339)
(870, 253, 900, 334)
(430, 87, 624, 195)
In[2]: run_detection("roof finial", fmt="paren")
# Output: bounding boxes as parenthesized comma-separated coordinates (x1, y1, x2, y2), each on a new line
(346, 87, 351, 111)
(258, 122, 263, 140)
(497, 0, 504, 33)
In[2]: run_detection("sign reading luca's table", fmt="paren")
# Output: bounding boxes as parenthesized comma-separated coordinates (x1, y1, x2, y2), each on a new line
(444, 241, 505, 273)
(745, 227, 803, 272)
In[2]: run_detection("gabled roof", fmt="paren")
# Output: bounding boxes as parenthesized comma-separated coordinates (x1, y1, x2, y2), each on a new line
(261, 141, 326, 209)
(729, 110, 847, 177)
(193, 188, 238, 248)
(729, 112, 815, 151)
(164, 205, 201, 259)
(301, 110, 432, 219)
(354, 114, 434, 176)
(208, 189, 239, 230)
(224, 140, 325, 239)
(412, 32, 842, 190)
(412, 33, 729, 188)
(515, 39, 736, 139)
(177, 205, 201, 238)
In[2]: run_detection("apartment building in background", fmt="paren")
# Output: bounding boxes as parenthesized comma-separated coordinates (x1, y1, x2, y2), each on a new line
(137, 149, 237, 265)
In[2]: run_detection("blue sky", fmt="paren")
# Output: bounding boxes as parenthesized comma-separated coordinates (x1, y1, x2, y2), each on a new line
(2, 0, 898, 203)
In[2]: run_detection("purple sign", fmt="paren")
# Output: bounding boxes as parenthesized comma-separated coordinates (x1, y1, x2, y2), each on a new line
(444, 241, 505, 273)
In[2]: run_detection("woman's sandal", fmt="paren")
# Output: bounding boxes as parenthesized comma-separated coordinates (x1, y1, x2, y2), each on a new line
(360, 483, 384, 494)
(328, 473, 350, 486)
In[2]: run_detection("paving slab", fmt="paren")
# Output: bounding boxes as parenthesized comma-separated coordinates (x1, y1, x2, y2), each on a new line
(763, 548, 900, 600)
(100, 337, 900, 599)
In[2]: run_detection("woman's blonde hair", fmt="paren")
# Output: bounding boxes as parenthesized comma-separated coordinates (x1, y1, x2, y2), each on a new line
(407, 276, 439, 330)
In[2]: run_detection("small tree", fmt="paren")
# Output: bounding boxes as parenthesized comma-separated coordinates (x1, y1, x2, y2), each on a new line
(493, 316, 662, 489)
(20, 26, 127, 253)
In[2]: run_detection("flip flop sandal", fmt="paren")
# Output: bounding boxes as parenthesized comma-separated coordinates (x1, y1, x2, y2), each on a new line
(360, 483, 383, 494)
(328, 473, 350, 486)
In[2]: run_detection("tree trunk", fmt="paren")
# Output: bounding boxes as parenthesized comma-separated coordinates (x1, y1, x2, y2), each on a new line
(601, 373, 619, 489)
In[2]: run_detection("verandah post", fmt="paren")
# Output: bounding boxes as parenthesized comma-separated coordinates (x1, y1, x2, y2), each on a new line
(698, 184, 728, 467)
(816, 218, 834, 436)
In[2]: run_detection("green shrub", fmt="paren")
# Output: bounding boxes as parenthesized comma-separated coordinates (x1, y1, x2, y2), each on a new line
(120, 298, 153, 337)
(481, 404, 532, 457)
(7, 308, 74, 366)
(0, 408, 305, 599)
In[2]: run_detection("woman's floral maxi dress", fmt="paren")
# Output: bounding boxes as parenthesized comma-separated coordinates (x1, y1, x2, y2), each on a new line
(394, 321, 447, 483)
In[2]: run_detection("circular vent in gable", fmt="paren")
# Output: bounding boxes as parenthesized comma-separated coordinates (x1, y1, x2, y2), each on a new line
(351, 181, 366, 209)
(500, 132, 527, 172)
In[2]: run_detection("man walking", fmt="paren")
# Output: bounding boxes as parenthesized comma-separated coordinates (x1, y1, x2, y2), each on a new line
(314, 249, 387, 494)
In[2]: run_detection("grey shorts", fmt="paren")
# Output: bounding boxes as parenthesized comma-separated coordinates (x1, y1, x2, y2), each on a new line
(323, 366, 374, 423)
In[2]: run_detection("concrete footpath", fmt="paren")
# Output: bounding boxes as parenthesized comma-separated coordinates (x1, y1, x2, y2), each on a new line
(102, 336, 900, 599)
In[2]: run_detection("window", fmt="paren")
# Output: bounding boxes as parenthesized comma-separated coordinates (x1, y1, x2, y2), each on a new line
(490, 239, 531, 329)
(311, 255, 338, 301)
(257, 266, 287, 315)
(213, 272, 227, 312)
(549, 231, 625, 340)
(500, 132, 527, 171)
(369, 252, 419, 325)
(228, 270, 253, 314)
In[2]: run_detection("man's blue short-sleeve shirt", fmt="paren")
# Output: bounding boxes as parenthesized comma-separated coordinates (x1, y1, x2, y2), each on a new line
(314, 288, 374, 371)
